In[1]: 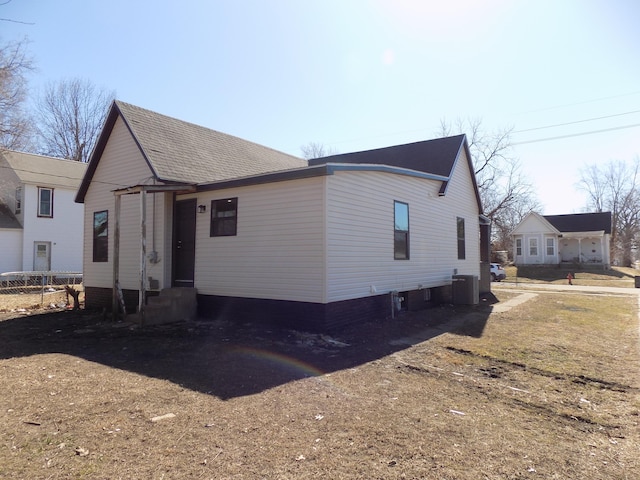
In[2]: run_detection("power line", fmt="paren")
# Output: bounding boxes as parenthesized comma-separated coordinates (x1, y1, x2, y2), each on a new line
(517, 90, 640, 114)
(513, 122, 640, 145)
(513, 109, 640, 134)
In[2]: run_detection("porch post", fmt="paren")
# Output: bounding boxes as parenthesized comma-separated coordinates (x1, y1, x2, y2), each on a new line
(578, 238, 582, 263)
(139, 189, 147, 325)
(112, 194, 121, 321)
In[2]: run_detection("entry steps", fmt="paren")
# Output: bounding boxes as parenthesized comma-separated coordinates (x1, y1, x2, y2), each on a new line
(134, 287, 197, 325)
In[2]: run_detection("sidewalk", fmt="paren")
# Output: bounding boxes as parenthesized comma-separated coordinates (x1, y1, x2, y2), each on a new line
(493, 281, 640, 296)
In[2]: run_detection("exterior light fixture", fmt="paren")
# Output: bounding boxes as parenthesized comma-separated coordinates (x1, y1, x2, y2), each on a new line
(198, 204, 206, 213)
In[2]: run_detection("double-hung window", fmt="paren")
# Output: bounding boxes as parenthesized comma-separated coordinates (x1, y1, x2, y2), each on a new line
(546, 238, 555, 256)
(529, 238, 538, 256)
(516, 238, 522, 256)
(210, 198, 238, 237)
(38, 187, 53, 217)
(394, 201, 409, 260)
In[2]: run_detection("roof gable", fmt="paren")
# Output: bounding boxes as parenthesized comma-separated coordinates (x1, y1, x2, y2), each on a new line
(308, 135, 482, 211)
(1, 150, 86, 189)
(511, 211, 560, 235)
(77, 101, 306, 202)
(543, 212, 612, 234)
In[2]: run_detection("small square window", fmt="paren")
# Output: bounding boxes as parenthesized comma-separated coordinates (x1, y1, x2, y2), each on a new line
(210, 198, 238, 237)
(38, 187, 53, 217)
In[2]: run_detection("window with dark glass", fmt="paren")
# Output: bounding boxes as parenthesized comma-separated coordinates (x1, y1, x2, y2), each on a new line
(93, 210, 108, 262)
(210, 198, 238, 237)
(38, 187, 53, 217)
(394, 201, 409, 260)
(457, 217, 466, 260)
(15, 187, 22, 214)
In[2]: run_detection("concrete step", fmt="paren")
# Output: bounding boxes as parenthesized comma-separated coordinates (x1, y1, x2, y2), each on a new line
(130, 287, 198, 326)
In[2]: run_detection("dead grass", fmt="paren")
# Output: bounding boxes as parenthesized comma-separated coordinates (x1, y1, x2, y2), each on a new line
(505, 265, 638, 288)
(0, 289, 84, 312)
(0, 289, 638, 479)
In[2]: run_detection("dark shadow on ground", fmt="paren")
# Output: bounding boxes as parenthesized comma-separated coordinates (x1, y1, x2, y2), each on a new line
(0, 299, 495, 400)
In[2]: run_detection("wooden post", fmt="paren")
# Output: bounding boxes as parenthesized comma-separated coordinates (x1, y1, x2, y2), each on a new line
(112, 194, 121, 321)
(139, 189, 147, 326)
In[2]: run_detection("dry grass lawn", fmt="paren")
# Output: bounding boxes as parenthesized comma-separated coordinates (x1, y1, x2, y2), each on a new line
(0, 289, 638, 479)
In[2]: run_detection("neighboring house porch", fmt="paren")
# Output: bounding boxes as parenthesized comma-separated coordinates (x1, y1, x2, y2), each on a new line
(512, 212, 612, 268)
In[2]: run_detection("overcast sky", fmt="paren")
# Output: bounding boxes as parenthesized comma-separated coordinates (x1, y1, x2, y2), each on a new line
(3, 0, 639, 214)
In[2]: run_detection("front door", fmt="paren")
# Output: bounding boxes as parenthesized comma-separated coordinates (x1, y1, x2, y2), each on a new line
(33, 242, 51, 271)
(173, 199, 196, 287)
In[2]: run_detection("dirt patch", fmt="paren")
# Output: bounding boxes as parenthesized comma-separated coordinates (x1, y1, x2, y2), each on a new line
(0, 291, 638, 479)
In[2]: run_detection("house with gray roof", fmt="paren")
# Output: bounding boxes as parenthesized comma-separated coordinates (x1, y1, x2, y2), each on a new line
(0, 150, 86, 274)
(76, 100, 489, 331)
(511, 211, 612, 268)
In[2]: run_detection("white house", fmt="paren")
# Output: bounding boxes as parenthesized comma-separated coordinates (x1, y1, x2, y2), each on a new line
(511, 211, 611, 268)
(0, 150, 86, 273)
(76, 101, 489, 331)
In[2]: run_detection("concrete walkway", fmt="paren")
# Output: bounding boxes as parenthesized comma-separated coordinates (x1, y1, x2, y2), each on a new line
(493, 282, 640, 296)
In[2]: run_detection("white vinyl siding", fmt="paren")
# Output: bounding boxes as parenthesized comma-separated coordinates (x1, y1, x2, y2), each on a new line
(0, 229, 22, 272)
(21, 184, 84, 271)
(186, 176, 325, 303)
(325, 150, 480, 303)
(83, 117, 169, 289)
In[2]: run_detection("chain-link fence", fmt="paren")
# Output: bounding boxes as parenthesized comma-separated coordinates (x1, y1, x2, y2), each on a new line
(0, 271, 83, 310)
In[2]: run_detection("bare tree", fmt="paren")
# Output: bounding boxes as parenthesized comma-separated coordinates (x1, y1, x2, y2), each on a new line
(300, 141, 339, 160)
(35, 78, 114, 162)
(0, 36, 34, 150)
(439, 118, 540, 255)
(577, 158, 640, 266)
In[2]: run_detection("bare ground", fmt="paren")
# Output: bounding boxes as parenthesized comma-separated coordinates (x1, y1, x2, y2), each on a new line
(0, 289, 639, 479)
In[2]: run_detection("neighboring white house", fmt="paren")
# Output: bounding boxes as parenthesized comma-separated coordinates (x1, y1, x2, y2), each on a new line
(75, 101, 489, 331)
(0, 150, 86, 273)
(511, 211, 612, 268)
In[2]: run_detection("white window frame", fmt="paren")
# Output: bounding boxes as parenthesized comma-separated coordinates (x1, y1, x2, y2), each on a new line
(546, 237, 555, 256)
(529, 238, 538, 256)
(38, 187, 54, 218)
(15, 186, 22, 214)
(515, 238, 522, 256)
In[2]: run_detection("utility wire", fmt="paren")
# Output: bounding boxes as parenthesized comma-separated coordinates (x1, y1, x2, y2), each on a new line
(513, 123, 640, 145)
(513, 109, 640, 133)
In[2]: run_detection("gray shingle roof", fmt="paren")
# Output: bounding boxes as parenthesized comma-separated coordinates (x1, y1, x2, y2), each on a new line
(544, 212, 612, 234)
(77, 101, 307, 202)
(1, 150, 87, 189)
(121, 101, 305, 184)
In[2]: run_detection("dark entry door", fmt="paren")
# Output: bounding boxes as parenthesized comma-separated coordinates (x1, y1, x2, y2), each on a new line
(173, 199, 196, 287)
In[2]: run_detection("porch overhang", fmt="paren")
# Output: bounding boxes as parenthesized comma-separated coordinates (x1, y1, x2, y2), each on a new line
(559, 230, 605, 239)
(111, 183, 196, 323)
(113, 184, 196, 196)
